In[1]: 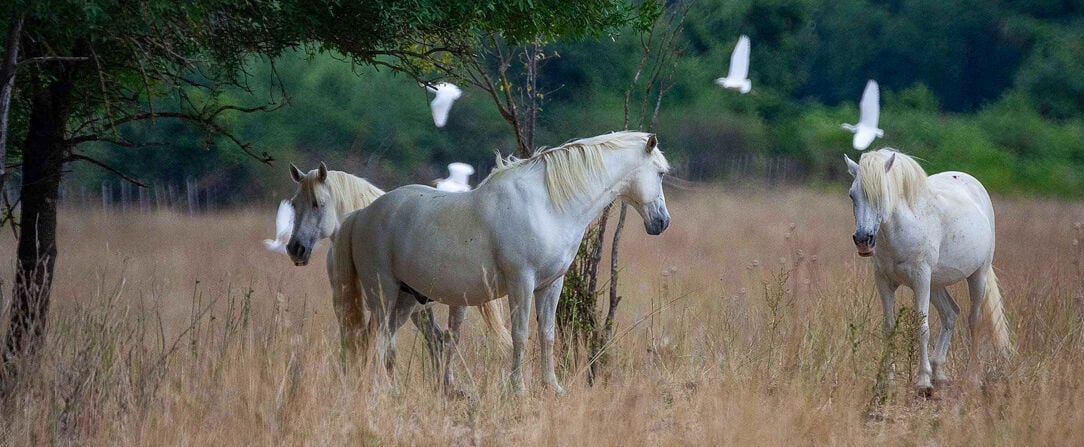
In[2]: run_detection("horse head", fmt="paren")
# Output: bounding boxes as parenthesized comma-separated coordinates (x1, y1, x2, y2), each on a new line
(844, 152, 896, 257)
(286, 162, 338, 266)
(620, 134, 671, 235)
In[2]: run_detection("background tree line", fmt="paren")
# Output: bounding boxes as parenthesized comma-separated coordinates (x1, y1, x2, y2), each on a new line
(32, 0, 1084, 205)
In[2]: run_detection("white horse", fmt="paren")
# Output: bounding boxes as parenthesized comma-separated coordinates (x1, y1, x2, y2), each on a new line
(334, 131, 671, 393)
(844, 149, 1010, 393)
(282, 163, 510, 390)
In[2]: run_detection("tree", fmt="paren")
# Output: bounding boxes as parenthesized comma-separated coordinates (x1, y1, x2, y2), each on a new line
(555, 0, 686, 383)
(0, 0, 650, 388)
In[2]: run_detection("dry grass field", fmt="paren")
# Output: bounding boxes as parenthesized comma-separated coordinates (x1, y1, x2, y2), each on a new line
(2, 186, 1084, 445)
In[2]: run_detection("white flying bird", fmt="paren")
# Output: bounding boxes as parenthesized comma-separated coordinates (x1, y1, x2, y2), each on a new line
(434, 162, 475, 192)
(426, 82, 463, 128)
(714, 35, 752, 94)
(841, 80, 885, 150)
(262, 199, 294, 254)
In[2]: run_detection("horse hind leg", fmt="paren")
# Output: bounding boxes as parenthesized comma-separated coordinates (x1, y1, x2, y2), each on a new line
(385, 290, 419, 377)
(930, 287, 960, 386)
(442, 305, 469, 397)
(408, 305, 445, 374)
(362, 276, 401, 388)
(331, 240, 366, 365)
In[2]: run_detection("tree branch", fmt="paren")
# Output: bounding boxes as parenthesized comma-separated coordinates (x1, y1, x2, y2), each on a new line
(67, 153, 148, 188)
(68, 134, 166, 148)
(16, 56, 90, 65)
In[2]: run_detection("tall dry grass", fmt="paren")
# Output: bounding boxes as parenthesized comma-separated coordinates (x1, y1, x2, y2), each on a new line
(1, 187, 1083, 445)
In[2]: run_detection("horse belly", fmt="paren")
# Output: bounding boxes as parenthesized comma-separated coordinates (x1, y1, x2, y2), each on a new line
(931, 232, 990, 287)
(391, 244, 507, 306)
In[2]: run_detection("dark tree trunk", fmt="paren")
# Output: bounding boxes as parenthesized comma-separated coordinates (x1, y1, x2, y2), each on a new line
(2, 71, 74, 375)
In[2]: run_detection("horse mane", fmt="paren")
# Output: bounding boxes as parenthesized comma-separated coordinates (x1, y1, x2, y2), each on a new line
(858, 149, 928, 215)
(482, 131, 669, 208)
(306, 171, 384, 219)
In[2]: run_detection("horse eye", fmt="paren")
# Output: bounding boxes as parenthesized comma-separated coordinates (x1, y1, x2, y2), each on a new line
(312, 201, 319, 208)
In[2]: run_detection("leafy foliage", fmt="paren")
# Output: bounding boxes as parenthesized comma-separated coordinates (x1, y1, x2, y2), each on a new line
(8, 0, 1083, 199)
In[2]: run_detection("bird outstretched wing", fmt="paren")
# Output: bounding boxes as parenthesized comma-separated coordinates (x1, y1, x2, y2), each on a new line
(858, 80, 880, 129)
(263, 200, 293, 254)
(727, 35, 751, 81)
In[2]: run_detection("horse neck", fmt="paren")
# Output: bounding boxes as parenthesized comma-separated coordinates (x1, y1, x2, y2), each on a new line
(327, 174, 383, 224)
(534, 148, 644, 228)
(877, 188, 933, 244)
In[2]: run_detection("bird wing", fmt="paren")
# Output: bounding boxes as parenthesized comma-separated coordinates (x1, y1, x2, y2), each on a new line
(858, 80, 880, 128)
(853, 128, 877, 151)
(727, 35, 751, 80)
(276, 200, 294, 240)
(263, 239, 287, 254)
(264, 200, 293, 254)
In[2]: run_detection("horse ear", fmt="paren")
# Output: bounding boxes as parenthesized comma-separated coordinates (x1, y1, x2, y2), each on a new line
(645, 134, 657, 153)
(884, 152, 896, 173)
(290, 163, 304, 183)
(844, 154, 859, 178)
(318, 162, 328, 182)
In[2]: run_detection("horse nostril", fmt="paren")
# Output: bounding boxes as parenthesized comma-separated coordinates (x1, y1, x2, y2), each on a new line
(852, 234, 860, 244)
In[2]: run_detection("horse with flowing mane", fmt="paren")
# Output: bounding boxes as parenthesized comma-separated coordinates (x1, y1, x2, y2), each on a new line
(844, 149, 1011, 394)
(334, 131, 672, 393)
(279, 163, 510, 391)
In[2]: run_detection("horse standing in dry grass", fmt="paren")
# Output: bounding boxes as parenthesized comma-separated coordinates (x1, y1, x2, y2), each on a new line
(844, 149, 1011, 394)
(334, 131, 671, 393)
(278, 164, 510, 392)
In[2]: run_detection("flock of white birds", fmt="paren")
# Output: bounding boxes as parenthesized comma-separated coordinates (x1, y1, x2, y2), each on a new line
(712, 34, 883, 150)
(428, 35, 883, 151)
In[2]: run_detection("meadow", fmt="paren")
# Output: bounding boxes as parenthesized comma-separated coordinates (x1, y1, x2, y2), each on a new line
(2, 187, 1083, 445)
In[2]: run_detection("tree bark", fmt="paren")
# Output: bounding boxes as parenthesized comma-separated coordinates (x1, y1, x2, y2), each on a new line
(2, 70, 74, 377)
(0, 14, 23, 182)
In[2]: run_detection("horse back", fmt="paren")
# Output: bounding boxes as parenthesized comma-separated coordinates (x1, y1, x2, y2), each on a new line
(928, 171, 995, 228)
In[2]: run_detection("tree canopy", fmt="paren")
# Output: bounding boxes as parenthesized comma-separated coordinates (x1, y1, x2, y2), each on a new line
(45, 0, 1084, 203)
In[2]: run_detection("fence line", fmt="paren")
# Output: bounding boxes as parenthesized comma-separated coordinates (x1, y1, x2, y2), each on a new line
(48, 178, 223, 213)
(8, 156, 810, 214)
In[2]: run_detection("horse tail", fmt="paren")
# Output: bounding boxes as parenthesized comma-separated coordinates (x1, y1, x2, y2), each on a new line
(983, 266, 1013, 357)
(477, 300, 513, 347)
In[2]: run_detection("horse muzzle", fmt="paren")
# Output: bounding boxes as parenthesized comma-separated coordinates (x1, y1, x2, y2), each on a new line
(286, 239, 312, 266)
(645, 214, 670, 235)
(853, 233, 876, 257)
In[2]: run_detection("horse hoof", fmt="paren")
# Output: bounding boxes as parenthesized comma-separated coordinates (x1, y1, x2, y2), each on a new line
(915, 384, 933, 398)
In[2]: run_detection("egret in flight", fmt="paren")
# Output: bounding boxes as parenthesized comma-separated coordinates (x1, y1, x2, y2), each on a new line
(263, 200, 294, 254)
(841, 80, 884, 150)
(426, 82, 463, 128)
(714, 35, 752, 94)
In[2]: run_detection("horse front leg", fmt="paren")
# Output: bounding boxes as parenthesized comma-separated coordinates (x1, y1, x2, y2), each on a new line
(875, 274, 898, 382)
(508, 278, 535, 394)
(912, 271, 934, 395)
(535, 278, 565, 394)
